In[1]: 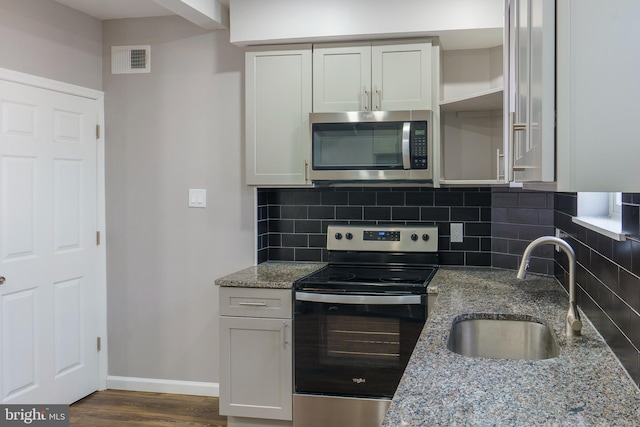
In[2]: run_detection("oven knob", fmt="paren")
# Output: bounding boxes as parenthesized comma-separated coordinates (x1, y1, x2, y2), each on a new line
(422, 234, 430, 242)
(345, 233, 353, 240)
(411, 233, 418, 241)
(335, 233, 343, 240)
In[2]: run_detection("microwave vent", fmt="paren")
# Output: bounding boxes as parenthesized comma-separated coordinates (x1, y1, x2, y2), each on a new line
(111, 45, 151, 74)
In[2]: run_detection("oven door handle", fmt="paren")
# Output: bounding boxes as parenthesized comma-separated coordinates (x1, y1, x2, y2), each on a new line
(295, 292, 422, 305)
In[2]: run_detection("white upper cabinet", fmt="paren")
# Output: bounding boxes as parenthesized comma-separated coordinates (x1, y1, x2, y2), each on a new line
(313, 40, 432, 112)
(507, 0, 555, 183)
(555, 0, 640, 192)
(312, 43, 371, 112)
(508, 0, 640, 191)
(245, 45, 312, 186)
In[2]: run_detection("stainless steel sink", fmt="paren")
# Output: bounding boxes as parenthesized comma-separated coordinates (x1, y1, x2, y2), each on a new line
(447, 315, 560, 360)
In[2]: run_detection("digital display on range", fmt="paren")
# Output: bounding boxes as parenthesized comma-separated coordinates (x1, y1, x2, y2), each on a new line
(363, 230, 400, 241)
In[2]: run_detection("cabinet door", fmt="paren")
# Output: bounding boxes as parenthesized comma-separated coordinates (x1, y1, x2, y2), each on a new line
(556, 0, 640, 191)
(246, 46, 312, 185)
(372, 41, 432, 111)
(510, 0, 554, 182)
(219, 317, 292, 420)
(312, 43, 371, 112)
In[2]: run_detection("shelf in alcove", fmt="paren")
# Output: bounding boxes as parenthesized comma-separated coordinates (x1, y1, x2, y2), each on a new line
(439, 87, 504, 112)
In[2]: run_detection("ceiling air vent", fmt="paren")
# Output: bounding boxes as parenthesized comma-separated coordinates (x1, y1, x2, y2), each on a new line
(111, 45, 151, 74)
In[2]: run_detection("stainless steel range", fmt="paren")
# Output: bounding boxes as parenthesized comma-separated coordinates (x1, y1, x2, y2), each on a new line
(293, 224, 438, 427)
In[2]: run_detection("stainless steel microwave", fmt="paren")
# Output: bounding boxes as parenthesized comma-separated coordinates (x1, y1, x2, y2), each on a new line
(309, 110, 433, 183)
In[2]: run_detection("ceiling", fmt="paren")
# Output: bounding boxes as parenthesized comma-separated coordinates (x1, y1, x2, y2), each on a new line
(53, 0, 229, 21)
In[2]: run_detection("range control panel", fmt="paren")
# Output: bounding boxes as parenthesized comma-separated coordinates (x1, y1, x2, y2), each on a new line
(363, 230, 401, 241)
(327, 225, 438, 253)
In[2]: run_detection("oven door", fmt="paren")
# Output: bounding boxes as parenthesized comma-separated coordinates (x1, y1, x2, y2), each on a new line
(294, 291, 426, 399)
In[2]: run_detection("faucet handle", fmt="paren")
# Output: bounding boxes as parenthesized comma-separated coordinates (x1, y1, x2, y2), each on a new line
(566, 303, 582, 336)
(569, 318, 582, 332)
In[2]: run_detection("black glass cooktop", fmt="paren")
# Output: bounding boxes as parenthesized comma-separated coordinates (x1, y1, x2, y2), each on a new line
(294, 264, 437, 293)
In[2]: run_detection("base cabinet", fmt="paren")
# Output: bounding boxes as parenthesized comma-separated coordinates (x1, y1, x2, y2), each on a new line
(219, 288, 293, 424)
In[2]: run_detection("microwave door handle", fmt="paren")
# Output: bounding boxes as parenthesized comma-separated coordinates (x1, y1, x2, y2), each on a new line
(402, 122, 411, 169)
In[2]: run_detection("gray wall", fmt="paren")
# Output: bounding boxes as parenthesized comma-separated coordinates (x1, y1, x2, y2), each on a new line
(0, 0, 102, 90)
(103, 17, 254, 383)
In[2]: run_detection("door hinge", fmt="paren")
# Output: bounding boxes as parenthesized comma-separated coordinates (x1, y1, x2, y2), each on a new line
(96, 231, 101, 245)
(97, 337, 102, 352)
(96, 124, 101, 139)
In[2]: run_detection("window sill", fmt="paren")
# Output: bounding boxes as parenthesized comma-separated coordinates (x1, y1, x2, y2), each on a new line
(572, 216, 626, 241)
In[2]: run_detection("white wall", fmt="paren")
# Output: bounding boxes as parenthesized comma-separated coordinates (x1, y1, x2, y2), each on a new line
(229, 0, 504, 49)
(0, 0, 102, 90)
(103, 16, 254, 385)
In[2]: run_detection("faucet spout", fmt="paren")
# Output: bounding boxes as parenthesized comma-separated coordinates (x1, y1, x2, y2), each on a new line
(517, 236, 582, 337)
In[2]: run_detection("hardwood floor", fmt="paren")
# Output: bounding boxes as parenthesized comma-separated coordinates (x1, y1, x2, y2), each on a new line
(70, 390, 227, 426)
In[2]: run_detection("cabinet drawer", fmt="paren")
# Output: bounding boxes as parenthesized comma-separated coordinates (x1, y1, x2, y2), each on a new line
(219, 287, 292, 318)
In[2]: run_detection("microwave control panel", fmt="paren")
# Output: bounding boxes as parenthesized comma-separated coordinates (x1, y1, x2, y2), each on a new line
(410, 122, 428, 169)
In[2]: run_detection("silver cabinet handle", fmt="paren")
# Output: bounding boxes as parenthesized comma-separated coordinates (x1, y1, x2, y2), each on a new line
(282, 322, 288, 349)
(509, 112, 527, 181)
(0, 276, 5, 285)
(363, 88, 370, 111)
(238, 301, 267, 307)
(374, 86, 381, 110)
(497, 148, 505, 182)
(304, 159, 309, 182)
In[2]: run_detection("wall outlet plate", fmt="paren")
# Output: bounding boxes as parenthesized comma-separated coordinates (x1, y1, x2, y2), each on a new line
(451, 223, 463, 243)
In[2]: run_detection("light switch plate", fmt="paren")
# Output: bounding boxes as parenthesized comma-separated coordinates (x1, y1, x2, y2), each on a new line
(188, 189, 207, 208)
(450, 223, 463, 243)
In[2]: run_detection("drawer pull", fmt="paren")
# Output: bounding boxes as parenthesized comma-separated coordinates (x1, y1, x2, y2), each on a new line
(238, 301, 268, 307)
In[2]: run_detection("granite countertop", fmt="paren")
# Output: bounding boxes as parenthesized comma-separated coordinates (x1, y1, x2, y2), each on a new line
(214, 261, 326, 289)
(383, 267, 640, 426)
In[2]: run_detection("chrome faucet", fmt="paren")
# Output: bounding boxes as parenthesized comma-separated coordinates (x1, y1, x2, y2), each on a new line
(517, 236, 582, 337)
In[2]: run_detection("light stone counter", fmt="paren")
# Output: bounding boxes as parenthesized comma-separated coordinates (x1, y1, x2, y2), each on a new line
(214, 261, 325, 289)
(383, 267, 640, 426)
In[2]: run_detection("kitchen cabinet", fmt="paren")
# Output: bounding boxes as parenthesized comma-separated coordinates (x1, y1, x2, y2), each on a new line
(245, 45, 311, 186)
(219, 287, 293, 425)
(507, 0, 554, 184)
(507, 0, 640, 191)
(312, 40, 432, 112)
(438, 45, 506, 185)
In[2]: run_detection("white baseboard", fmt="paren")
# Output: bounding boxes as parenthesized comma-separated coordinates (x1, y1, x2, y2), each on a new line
(106, 375, 219, 397)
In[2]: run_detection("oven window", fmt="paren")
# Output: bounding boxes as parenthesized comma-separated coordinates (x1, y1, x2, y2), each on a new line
(324, 315, 400, 368)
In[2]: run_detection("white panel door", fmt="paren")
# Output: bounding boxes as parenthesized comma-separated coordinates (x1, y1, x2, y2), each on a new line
(0, 79, 99, 404)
